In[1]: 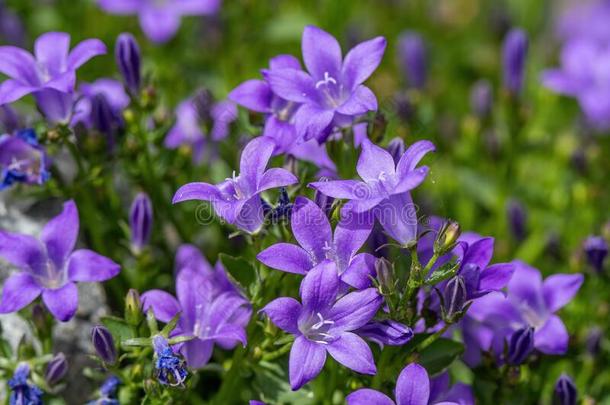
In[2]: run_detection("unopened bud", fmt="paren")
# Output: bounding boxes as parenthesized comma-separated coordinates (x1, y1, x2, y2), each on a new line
(434, 220, 461, 254)
(443, 275, 467, 320)
(583, 235, 608, 273)
(470, 79, 493, 118)
(397, 31, 427, 89)
(507, 326, 534, 365)
(45, 352, 68, 385)
(125, 289, 143, 325)
(502, 28, 528, 95)
(553, 374, 577, 405)
(116, 33, 141, 94)
(356, 320, 413, 348)
(387, 137, 405, 165)
(91, 325, 117, 365)
(129, 192, 153, 252)
(375, 258, 395, 294)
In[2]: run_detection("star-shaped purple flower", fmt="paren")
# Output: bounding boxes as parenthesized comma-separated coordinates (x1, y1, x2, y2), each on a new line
(261, 261, 382, 390)
(0, 32, 106, 123)
(0, 129, 50, 190)
(257, 196, 375, 288)
(0, 200, 120, 321)
(265, 26, 386, 142)
(98, 0, 221, 43)
(310, 138, 434, 245)
(173, 136, 298, 233)
(229, 55, 335, 170)
(347, 363, 473, 405)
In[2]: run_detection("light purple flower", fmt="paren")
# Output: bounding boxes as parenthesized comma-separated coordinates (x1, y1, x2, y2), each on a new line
(71, 79, 130, 130)
(0, 129, 50, 190)
(0, 32, 106, 122)
(0, 200, 120, 321)
(397, 31, 427, 89)
(261, 261, 382, 390)
(346, 362, 474, 405)
(264, 26, 386, 142)
(142, 244, 251, 368)
(229, 55, 335, 170)
(257, 196, 375, 288)
(98, 0, 221, 43)
(309, 138, 434, 245)
(556, 0, 610, 44)
(542, 39, 610, 130)
(173, 136, 298, 233)
(466, 261, 583, 364)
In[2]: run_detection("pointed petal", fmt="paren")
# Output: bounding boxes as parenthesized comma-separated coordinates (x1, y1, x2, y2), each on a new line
(376, 193, 418, 246)
(333, 210, 374, 271)
(269, 54, 301, 70)
(337, 85, 377, 115)
(257, 243, 313, 275)
(300, 260, 339, 313)
(67, 39, 107, 70)
(228, 79, 272, 113)
(340, 253, 377, 289)
(67, 249, 120, 282)
(141, 289, 181, 323)
(396, 140, 435, 175)
(302, 25, 342, 80)
(395, 363, 430, 405)
(289, 335, 327, 390)
(328, 288, 382, 332)
(291, 197, 332, 263)
(234, 195, 265, 234)
(0, 273, 41, 314)
(343, 197, 385, 214)
(0, 80, 36, 104)
(240, 137, 276, 189)
(327, 332, 376, 375)
(342, 36, 386, 88)
(347, 389, 395, 405)
(542, 274, 583, 312)
(507, 261, 545, 314)
(260, 297, 302, 334)
(41, 200, 78, 270)
(294, 104, 334, 141)
(308, 179, 362, 199)
(0, 46, 38, 83)
(534, 315, 568, 355)
(172, 182, 223, 203)
(139, 8, 181, 43)
(479, 263, 515, 292)
(394, 166, 429, 194)
(181, 339, 213, 369)
(42, 282, 78, 322)
(288, 138, 336, 170)
(35, 32, 70, 77)
(462, 237, 494, 270)
(356, 138, 396, 182)
(0, 231, 45, 274)
(176, 267, 208, 325)
(175, 244, 214, 276)
(265, 68, 318, 104)
(258, 168, 298, 192)
(207, 323, 248, 347)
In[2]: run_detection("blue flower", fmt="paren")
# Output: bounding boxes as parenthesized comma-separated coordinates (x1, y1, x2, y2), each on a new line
(9, 363, 43, 405)
(153, 335, 188, 387)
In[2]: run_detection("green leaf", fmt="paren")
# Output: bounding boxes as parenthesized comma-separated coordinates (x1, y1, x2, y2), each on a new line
(425, 261, 460, 286)
(160, 311, 182, 337)
(101, 316, 136, 342)
(219, 253, 256, 290)
(419, 338, 464, 375)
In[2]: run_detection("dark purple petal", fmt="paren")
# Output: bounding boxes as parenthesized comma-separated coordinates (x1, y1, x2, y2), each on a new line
(328, 288, 382, 332)
(326, 332, 376, 375)
(67, 38, 107, 70)
(0, 273, 42, 314)
(542, 274, 583, 312)
(534, 315, 568, 355)
(172, 182, 223, 204)
(0, 230, 45, 274)
(356, 139, 396, 182)
(234, 195, 265, 234)
(478, 263, 515, 292)
(347, 389, 395, 405)
(289, 335, 327, 390)
(41, 200, 79, 270)
(355, 320, 413, 348)
(260, 297, 302, 334)
(67, 249, 120, 282)
(42, 282, 78, 322)
(341, 36, 386, 89)
(336, 85, 377, 115)
(141, 289, 181, 323)
(395, 363, 430, 405)
(257, 243, 313, 275)
(208, 323, 247, 347)
(300, 260, 339, 313)
(228, 79, 272, 113)
(291, 197, 333, 263)
(302, 25, 342, 81)
(396, 140, 435, 176)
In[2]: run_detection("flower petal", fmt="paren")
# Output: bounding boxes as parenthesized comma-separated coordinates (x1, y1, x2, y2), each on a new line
(228, 79, 272, 113)
(180, 338, 213, 369)
(479, 263, 515, 292)
(97, 0, 140, 13)
(172, 182, 223, 203)
(35, 32, 70, 77)
(67, 39, 107, 70)
(293, 104, 335, 141)
(240, 136, 276, 190)
(235, 195, 265, 234)
(507, 260, 545, 314)
(0, 79, 37, 104)
(41, 200, 79, 270)
(265, 68, 318, 104)
(258, 168, 298, 192)
(342, 36, 387, 88)
(269, 54, 301, 70)
(260, 297, 302, 334)
(396, 140, 435, 175)
(333, 211, 374, 271)
(0, 46, 38, 83)
(337, 85, 377, 115)
(375, 193, 418, 246)
(308, 179, 362, 199)
(42, 282, 78, 322)
(356, 138, 396, 182)
(302, 25, 342, 81)
(462, 237, 494, 270)
(300, 260, 339, 313)
(291, 197, 333, 263)
(0, 273, 42, 314)
(534, 315, 568, 355)
(328, 288, 382, 333)
(0, 230, 45, 274)
(542, 274, 584, 313)
(141, 289, 181, 323)
(347, 389, 395, 405)
(326, 332, 376, 375)
(289, 335, 327, 390)
(394, 166, 429, 194)
(139, 8, 181, 43)
(395, 363, 430, 405)
(67, 249, 120, 282)
(340, 253, 377, 289)
(257, 243, 313, 275)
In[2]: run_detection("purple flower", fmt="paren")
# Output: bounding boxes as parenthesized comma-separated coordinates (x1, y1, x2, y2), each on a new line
(229, 55, 335, 170)
(0, 32, 106, 122)
(542, 39, 610, 130)
(583, 235, 608, 273)
(265, 26, 386, 142)
(261, 261, 382, 390)
(115, 33, 141, 94)
(309, 139, 434, 245)
(502, 28, 528, 95)
(556, 0, 610, 44)
(173, 137, 298, 233)
(466, 261, 583, 363)
(72, 79, 130, 133)
(0, 129, 50, 190)
(257, 196, 376, 288)
(129, 192, 153, 252)
(98, 0, 221, 44)
(397, 31, 427, 89)
(346, 362, 473, 405)
(142, 244, 251, 368)
(152, 335, 188, 386)
(554, 374, 577, 405)
(355, 320, 413, 348)
(9, 363, 43, 405)
(0, 200, 121, 321)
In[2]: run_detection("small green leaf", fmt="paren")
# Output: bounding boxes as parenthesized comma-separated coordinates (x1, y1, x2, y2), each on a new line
(219, 253, 256, 289)
(160, 311, 182, 337)
(419, 338, 464, 375)
(122, 337, 151, 347)
(101, 316, 136, 342)
(425, 262, 460, 286)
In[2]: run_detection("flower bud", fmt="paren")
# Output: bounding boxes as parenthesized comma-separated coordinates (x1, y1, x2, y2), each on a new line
(470, 80, 493, 118)
(387, 137, 405, 165)
(443, 275, 467, 320)
(116, 33, 141, 94)
(553, 374, 577, 405)
(507, 199, 527, 242)
(507, 326, 534, 365)
(91, 325, 117, 365)
(397, 31, 427, 89)
(130, 192, 153, 252)
(45, 352, 68, 385)
(583, 235, 608, 273)
(355, 320, 413, 348)
(91, 93, 116, 137)
(434, 220, 461, 254)
(585, 326, 602, 356)
(375, 257, 395, 294)
(314, 184, 334, 216)
(502, 28, 528, 95)
(125, 288, 143, 325)
(192, 87, 214, 123)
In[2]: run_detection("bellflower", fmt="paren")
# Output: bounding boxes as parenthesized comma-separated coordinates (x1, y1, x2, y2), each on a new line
(257, 196, 376, 288)
(467, 261, 583, 362)
(0, 200, 121, 321)
(0, 32, 106, 122)
(229, 55, 335, 170)
(8, 363, 43, 405)
(0, 129, 50, 190)
(346, 363, 473, 405)
(173, 136, 298, 233)
(142, 245, 251, 368)
(261, 261, 382, 390)
(310, 138, 435, 245)
(98, 0, 221, 43)
(265, 26, 386, 142)
(72, 79, 130, 133)
(542, 39, 610, 130)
